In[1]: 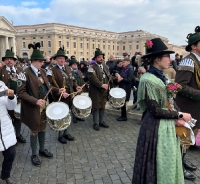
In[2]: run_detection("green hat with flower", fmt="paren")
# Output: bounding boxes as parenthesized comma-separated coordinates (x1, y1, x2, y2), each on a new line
(2, 47, 16, 61)
(93, 48, 105, 60)
(54, 46, 68, 60)
(185, 26, 200, 52)
(28, 42, 45, 61)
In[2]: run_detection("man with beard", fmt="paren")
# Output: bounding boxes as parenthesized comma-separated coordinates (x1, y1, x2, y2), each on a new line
(88, 48, 111, 131)
(47, 47, 82, 144)
(0, 48, 26, 144)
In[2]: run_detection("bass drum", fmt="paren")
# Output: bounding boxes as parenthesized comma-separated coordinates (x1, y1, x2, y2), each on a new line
(46, 102, 71, 131)
(72, 94, 92, 118)
(109, 87, 126, 108)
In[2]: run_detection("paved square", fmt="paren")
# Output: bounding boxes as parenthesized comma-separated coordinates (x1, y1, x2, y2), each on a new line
(0, 111, 199, 184)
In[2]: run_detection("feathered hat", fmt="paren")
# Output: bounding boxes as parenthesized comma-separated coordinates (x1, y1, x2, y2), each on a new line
(185, 26, 200, 52)
(28, 42, 45, 61)
(2, 47, 16, 61)
(16, 55, 25, 63)
(93, 48, 105, 60)
(54, 46, 68, 60)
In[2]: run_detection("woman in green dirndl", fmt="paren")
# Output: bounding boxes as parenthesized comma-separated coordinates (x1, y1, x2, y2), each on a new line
(132, 38, 192, 184)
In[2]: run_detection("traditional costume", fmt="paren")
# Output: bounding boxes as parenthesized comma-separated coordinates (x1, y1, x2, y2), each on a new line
(175, 26, 200, 181)
(88, 48, 111, 131)
(132, 38, 184, 184)
(17, 43, 56, 166)
(0, 48, 26, 144)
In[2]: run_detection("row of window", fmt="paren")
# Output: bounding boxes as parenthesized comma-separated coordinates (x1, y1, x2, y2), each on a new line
(22, 41, 140, 50)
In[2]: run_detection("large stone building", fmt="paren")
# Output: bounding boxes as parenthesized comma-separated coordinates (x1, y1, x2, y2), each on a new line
(14, 23, 180, 61)
(0, 16, 188, 61)
(0, 16, 17, 61)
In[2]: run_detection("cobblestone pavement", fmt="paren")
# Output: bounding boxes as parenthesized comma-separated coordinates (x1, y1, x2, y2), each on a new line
(0, 110, 200, 184)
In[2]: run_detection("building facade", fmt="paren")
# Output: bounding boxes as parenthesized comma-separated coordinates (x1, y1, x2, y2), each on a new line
(14, 23, 172, 61)
(0, 16, 17, 61)
(0, 16, 187, 61)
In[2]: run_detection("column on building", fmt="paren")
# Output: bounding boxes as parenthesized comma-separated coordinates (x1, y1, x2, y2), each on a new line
(5, 36, 9, 50)
(0, 37, 5, 61)
(11, 37, 16, 55)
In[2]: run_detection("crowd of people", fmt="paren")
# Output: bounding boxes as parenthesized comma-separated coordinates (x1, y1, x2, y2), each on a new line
(0, 26, 200, 184)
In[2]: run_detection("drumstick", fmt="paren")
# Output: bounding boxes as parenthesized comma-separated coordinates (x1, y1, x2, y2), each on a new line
(43, 88, 52, 101)
(58, 92, 63, 102)
(107, 76, 112, 85)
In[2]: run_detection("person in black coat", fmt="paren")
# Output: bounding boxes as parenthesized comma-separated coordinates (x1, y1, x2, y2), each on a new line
(115, 58, 134, 121)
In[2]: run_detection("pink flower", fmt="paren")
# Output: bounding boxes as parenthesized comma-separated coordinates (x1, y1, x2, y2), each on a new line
(145, 40, 153, 49)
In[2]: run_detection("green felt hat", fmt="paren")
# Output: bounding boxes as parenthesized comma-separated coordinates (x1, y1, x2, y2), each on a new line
(93, 48, 105, 60)
(2, 47, 16, 61)
(185, 26, 200, 52)
(28, 42, 45, 61)
(54, 46, 68, 60)
(69, 58, 79, 66)
(16, 55, 25, 63)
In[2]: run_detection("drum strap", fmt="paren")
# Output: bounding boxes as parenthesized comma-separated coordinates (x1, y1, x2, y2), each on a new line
(60, 69, 69, 80)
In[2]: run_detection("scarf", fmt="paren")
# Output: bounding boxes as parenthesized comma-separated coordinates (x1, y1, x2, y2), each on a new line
(120, 64, 131, 78)
(148, 66, 167, 84)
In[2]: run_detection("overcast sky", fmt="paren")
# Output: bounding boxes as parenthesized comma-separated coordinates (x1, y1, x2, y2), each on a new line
(1, 0, 199, 45)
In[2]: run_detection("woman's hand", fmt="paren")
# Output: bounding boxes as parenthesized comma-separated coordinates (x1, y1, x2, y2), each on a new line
(181, 112, 192, 122)
(175, 119, 186, 126)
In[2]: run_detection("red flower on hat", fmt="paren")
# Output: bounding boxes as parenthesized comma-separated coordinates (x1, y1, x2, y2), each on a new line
(145, 40, 153, 49)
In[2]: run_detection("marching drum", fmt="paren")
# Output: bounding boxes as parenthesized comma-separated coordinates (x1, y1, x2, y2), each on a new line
(109, 88, 126, 108)
(72, 94, 92, 118)
(46, 102, 71, 131)
(14, 103, 21, 119)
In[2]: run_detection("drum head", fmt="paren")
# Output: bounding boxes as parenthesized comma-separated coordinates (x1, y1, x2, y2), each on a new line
(46, 102, 69, 120)
(15, 103, 21, 113)
(110, 88, 126, 98)
(73, 95, 92, 109)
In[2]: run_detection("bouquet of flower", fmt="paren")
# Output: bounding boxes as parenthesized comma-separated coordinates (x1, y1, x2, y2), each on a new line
(166, 82, 182, 110)
(166, 82, 182, 96)
(144, 40, 153, 49)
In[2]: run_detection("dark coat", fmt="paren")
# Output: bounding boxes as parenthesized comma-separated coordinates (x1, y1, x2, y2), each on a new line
(71, 70, 87, 92)
(17, 67, 59, 132)
(175, 54, 200, 128)
(47, 65, 77, 108)
(0, 65, 22, 93)
(118, 64, 134, 101)
(106, 60, 117, 74)
(88, 63, 112, 110)
(0, 65, 23, 119)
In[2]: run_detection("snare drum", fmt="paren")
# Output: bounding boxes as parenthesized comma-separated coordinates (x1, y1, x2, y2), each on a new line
(14, 103, 21, 119)
(109, 88, 126, 108)
(46, 102, 71, 131)
(72, 95, 92, 118)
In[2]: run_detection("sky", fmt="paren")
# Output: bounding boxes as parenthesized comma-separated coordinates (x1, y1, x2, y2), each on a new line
(1, 0, 200, 45)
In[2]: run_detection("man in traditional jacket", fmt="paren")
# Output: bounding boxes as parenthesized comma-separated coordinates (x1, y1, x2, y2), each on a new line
(0, 48, 26, 144)
(17, 56, 28, 70)
(175, 26, 200, 181)
(17, 43, 65, 166)
(69, 58, 87, 122)
(88, 48, 111, 131)
(47, 47, 82, 144)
